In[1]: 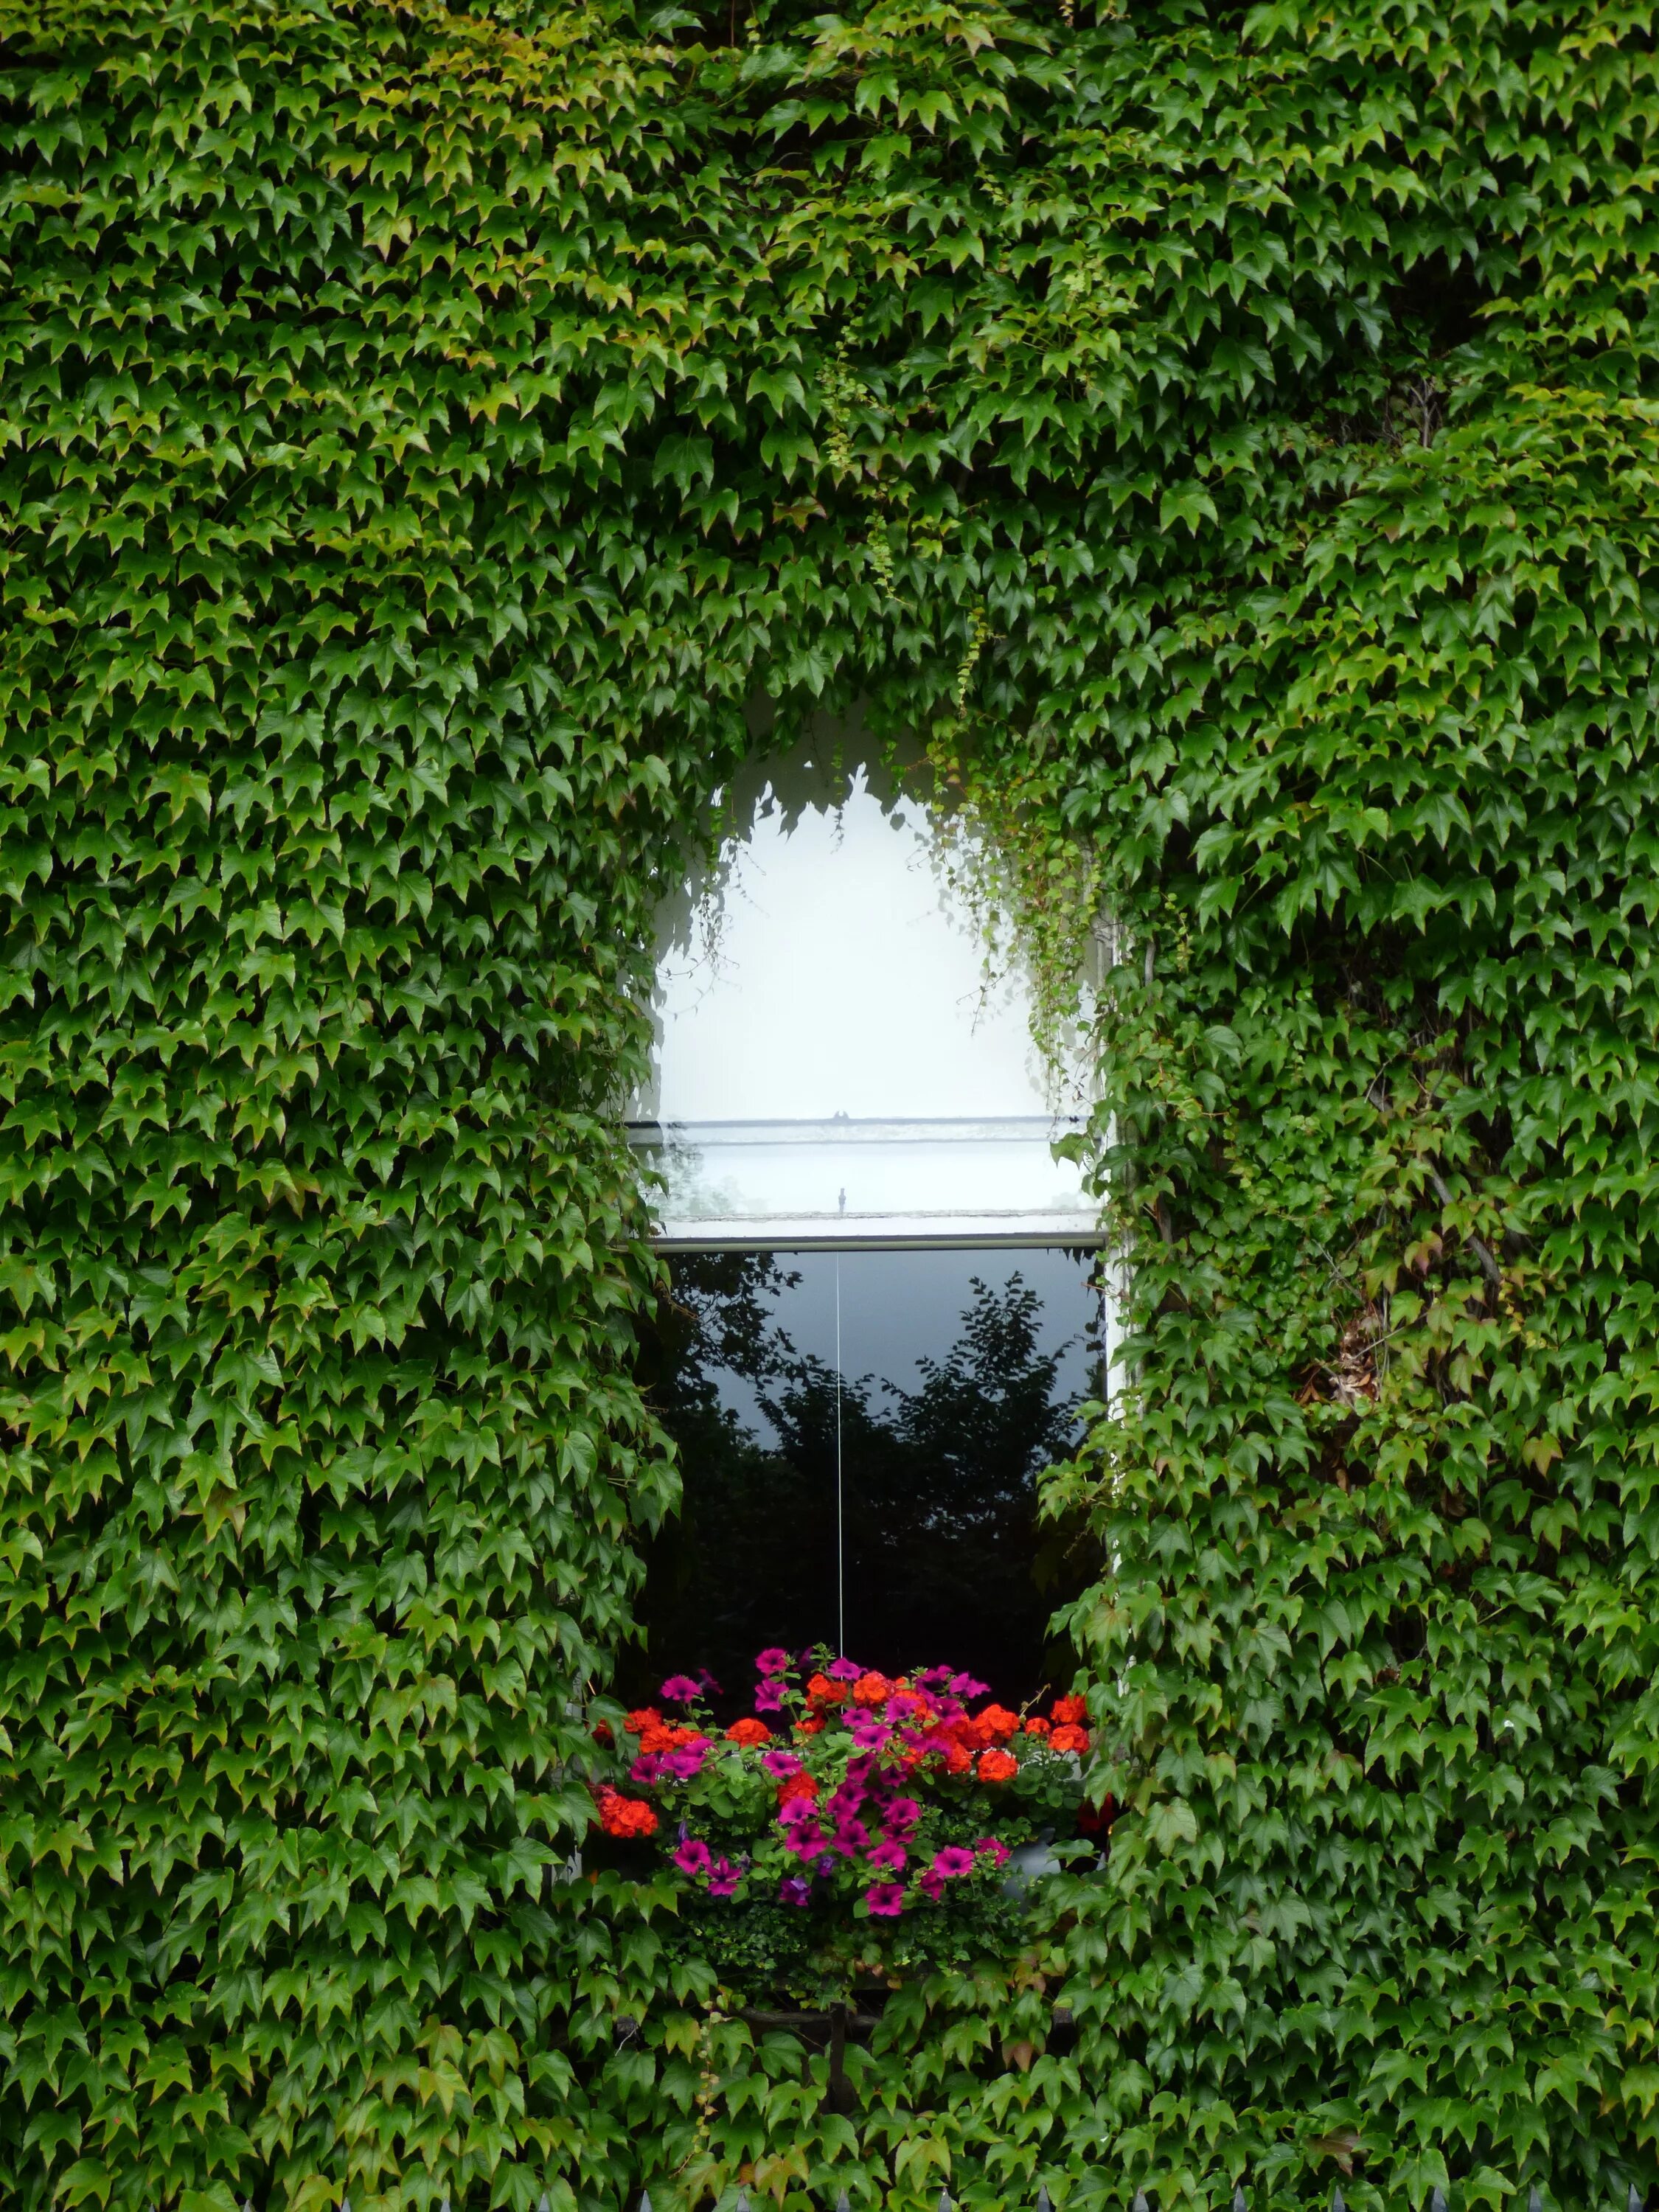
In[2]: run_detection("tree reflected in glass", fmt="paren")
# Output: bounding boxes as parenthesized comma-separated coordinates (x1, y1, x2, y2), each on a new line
(634, 1252, 1100, 1708)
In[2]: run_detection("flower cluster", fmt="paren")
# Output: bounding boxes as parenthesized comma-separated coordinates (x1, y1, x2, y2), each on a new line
(594, 1785, 658, 1839)
(587, 1651, 1094, 1924)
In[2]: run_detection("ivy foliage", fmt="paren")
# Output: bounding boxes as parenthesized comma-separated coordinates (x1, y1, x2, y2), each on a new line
(0, 0, 1655, 2208)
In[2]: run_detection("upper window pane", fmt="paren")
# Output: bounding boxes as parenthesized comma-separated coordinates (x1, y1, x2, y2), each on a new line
(629, 737, 1096, 1246)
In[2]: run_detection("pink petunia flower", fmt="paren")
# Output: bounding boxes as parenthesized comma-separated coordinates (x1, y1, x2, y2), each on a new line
(931, 1845, 975, 1880)
(867, 1839, 908, 1872)
(863, 1882, 905, 1917)
(755, 1648, 792, 1676)
(884, 1797, 922, 1837)
(916, 1868, 947, 1901)
(827, 1658, 863, 1682)
(660, 1674, 703, 1703)
(707, 1856, 743, 1898)
(753, 1680, 786, 1713)
(674, 1837, 712, 1876)
(762, 1749, 804, 1779)
(779, 1874, 812, 1907)
(973, 1837, 1012, 1869)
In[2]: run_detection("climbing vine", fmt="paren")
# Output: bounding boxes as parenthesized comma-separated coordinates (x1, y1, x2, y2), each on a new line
(0, 1, 1655, 2210)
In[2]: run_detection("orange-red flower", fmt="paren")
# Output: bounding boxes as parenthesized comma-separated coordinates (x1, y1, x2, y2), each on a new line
(776, 1771, 820, 1806)
(1050, 1723, 1091, 1754)
(942, 1742, 973, 1775)
(593, 1720, 615, 1747)
(977, 1747, 1018, 1782)
(975, 1703, 1020, 1742)
(638, 1722, 701, 1754)
(794, 1714, 827, 1736)
(853, 1671, 893, 1707)
(624, 1707, 664, 1736)
(1051, 1694, 1088, 1726)
(595, 1787, 658, 1839)
(726, 1717, 771, 1746)
(1022, 1717, 1051, 1739)
(806, 1672, 849, 1708)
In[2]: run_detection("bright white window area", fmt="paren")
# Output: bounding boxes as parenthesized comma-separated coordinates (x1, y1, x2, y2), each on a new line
(627, 729, 1097, 1247)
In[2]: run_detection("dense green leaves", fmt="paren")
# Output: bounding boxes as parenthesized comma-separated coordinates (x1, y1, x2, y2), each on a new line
(0, 0, 1654, 2205)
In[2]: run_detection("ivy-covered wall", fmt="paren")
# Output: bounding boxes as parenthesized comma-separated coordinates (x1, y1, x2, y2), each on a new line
(1, 1, 1655, 2208)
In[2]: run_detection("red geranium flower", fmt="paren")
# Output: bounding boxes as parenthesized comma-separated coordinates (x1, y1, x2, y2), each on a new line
(806, 1672, 849, 1708)
(1050, 1723, 1091, 1754)
(853, 1671, 893, 1707)
(776, 1771, 820, 1806)
(1022, 1716, 1051, 1739)
(1051, 1694, 1088, 1726)
(639, 1722, 701, 1754)
(624, 1707, 663, 1736)
(794, 1715, 827, 1736)
(975, 1704, 1020, 1742)
(977, 1747, 1018, 1782)
(726, 1717, 771, 1746)
(594, 1788, 658, 1839)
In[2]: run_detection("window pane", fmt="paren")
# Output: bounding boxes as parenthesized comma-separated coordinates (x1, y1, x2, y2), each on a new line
(629, 745, 1096, 1245)
(631, 1247, 1105, 1709)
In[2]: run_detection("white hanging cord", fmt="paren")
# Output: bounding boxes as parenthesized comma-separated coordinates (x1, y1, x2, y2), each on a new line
(835, 1250, 845, 1656)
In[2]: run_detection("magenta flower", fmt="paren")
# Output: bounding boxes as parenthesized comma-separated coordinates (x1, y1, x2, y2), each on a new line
(630, 1753, 663, 1784)
(931, 1845, 975, 1880)
(886, 1691, 931, 1723)
(863, 1881, 905, 1917)
(755, 1647, 792, 1676)
(832, 1818, 871, 1854)
(868, 1839, 908, 1872)
(662, 1742, 709, 1780)
(849, 1714, 892, 1750)
(762, 1749, 803, 1779)
(792, 1829, 831, 1861)
(779, 1874, 812, 1907)
(707, 1856, 742, 1897)
(950, 1672, 991, 1699)
(884, 1797, 921, 1837)
(660, 1674, 703, 1703)
(827, 1658, 863, 1683)
(974, 1837, 1011, 1869)
(674, 1837, 712, 1876)
(753, 1680, 786, 1713)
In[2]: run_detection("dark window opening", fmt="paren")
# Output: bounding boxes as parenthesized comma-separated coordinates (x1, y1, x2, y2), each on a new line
(630, 1247, 1105, 1713)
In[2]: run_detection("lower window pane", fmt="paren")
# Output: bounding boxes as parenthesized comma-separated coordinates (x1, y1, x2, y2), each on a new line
(633, 1247, 1105, 1710)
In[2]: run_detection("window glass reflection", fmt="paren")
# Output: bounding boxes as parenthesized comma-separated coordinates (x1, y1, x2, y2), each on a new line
(633, 1248, 1105, 1709)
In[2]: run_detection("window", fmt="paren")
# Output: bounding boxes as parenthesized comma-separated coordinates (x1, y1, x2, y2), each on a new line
(627, 734, 1096, 1247)
(627, 721, 1107, 1703)
(630, 1245, 1105, 1708)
